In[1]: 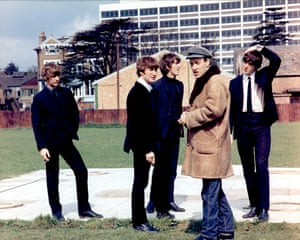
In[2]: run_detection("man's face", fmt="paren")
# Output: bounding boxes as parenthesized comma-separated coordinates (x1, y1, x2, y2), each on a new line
(242, 62, 256, 76)
(47, 75, 60, 89)
(167, 61, 181, 78)
(189, 58, 210, 78)
(141, 67, 157, 84)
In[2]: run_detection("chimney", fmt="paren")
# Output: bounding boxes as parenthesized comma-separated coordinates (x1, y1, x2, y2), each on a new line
(39, 32, 46, 44)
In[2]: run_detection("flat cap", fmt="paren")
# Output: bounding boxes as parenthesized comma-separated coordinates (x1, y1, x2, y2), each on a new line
(186, 46, 212, 59)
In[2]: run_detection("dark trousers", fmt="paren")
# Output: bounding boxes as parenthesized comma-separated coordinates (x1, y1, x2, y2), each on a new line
(132, 151, 151, 225)
(151, 137, 180, 212)
(45, 141, 91, 214)
(237, 113, 271, 211)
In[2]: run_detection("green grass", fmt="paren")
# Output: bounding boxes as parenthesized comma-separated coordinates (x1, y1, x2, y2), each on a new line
(269, 122, 300, 167)
(0, 217, 300, 240)
(1, 122, 300, 239)
(0, 125, 130, 179)
(231, 121, 300, 168)
(0, 121, 299, 179)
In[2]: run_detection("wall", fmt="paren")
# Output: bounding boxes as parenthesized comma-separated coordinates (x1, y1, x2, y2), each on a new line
(94, 51, 196, 110)
(0, 110, 127, 128)
(277, 103, 300, 122)
(0, 104, 300, 128)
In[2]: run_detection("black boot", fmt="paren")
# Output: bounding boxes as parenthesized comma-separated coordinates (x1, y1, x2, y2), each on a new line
(169, 202, 185, 212)
(242, 207, 257, 218)
(218, 232, 234, 240)
(146, 200, 155, 213)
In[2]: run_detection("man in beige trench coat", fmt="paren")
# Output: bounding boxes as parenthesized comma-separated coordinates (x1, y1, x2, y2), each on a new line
(178, 46, 235, 240)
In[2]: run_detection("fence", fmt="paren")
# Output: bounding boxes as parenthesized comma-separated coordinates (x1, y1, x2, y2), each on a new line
(0, 109, 127, 128)
(0, 104, 300, 128)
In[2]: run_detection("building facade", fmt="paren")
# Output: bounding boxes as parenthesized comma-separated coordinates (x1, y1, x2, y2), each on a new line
(0, 71, 38, 111)
(34, 32, 95, 109)
(99, 0, 300, 73)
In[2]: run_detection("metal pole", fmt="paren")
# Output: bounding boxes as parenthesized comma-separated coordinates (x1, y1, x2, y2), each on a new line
(116, 40, 120, 122)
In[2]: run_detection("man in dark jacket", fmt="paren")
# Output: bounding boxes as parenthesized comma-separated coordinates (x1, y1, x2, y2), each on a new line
(123, 56, 159, 232)
(31, 63, 102, 221)
(230, 45, 281, 222)
(146, 52, 185, 218)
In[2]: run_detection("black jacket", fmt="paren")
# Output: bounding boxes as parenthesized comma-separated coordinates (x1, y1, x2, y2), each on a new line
(31, 86, 79, 150)
(229, 47, 281, 138)
(151, 76, 184, 140)
(123, 82, 158, 154)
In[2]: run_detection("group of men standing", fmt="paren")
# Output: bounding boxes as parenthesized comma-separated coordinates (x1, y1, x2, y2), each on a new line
(124, 44, 281, 240)
(31, 43, 281, 240)
(123, 53, 185, 232)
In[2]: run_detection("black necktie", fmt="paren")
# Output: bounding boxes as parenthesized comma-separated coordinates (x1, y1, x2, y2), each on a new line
(247, 77, 252, 112)
(52, 88, 59, 98)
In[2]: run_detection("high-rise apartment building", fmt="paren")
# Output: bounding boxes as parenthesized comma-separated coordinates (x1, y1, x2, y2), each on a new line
(99, 0, 300, 73)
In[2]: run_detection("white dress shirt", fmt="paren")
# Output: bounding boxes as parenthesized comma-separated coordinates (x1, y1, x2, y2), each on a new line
(137, 77, 152, 92)
(242, 73, 264, 112)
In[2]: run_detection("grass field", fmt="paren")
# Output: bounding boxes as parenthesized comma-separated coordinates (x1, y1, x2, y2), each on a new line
(0, 121, 300, 239)
(1, 217, 300, 240)
(0, 121, 299, 180)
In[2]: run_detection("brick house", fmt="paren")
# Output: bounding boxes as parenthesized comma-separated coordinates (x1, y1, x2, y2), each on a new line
(93, 51, 228, 110)
(34, 32, 95, 109)
(93, 46, 300, 110)
(93, 51, 189, 110)
(0, 71, 38, 111)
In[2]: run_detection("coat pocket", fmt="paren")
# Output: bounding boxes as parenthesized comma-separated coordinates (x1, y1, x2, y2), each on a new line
(192, 130, 217, 155)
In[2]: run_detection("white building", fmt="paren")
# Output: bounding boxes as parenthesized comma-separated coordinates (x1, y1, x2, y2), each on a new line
(99, 0, 300, 73)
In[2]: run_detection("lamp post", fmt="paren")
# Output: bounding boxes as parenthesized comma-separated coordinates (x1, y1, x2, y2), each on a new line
(33, 47, 44, 91)
(116, 40, 120, 112)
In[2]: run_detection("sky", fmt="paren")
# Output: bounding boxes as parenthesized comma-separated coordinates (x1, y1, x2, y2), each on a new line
(0, 0, 119, 71)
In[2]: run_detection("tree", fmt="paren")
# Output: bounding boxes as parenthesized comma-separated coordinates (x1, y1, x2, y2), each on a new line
(4, 62, 19, 75)
(60, 18, 142, 88)
(252, 7, 291, 46)
(27, 65, 38, 73)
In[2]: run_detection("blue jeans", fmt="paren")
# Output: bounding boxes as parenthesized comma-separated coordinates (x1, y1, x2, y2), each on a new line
(200, 179, 234, 240)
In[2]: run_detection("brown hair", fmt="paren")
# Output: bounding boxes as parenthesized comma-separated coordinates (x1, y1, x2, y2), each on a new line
(136, 56, 158, 77)
(242, 50, 262, 69)
(159, 53, 181, 76)
(41, 62, 61, 81)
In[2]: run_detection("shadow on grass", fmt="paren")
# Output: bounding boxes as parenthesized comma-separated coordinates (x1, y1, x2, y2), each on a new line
(184, 219, 202, 234)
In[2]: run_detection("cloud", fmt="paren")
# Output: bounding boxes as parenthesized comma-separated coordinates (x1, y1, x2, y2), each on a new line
(0, 0, 119, 71)
(61, 14, 99, 36)
(0, 37, 37, 71)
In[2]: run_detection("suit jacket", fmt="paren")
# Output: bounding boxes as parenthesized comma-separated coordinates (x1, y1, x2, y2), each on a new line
(229, 47, 281, 139)
(31, 86, 79, 150)
(123, 82, 158, 154)
(151, 76, 184, 140)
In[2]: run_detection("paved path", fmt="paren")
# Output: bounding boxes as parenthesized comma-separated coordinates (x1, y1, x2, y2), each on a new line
(0, 165, 300, 223)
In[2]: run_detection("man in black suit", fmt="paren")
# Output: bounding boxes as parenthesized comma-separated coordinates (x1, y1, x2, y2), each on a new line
(230, 45, 281, 222)
(31, 63, 102, 221)
(146, 52, 185, 218)
(123, 56, 159, 232)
